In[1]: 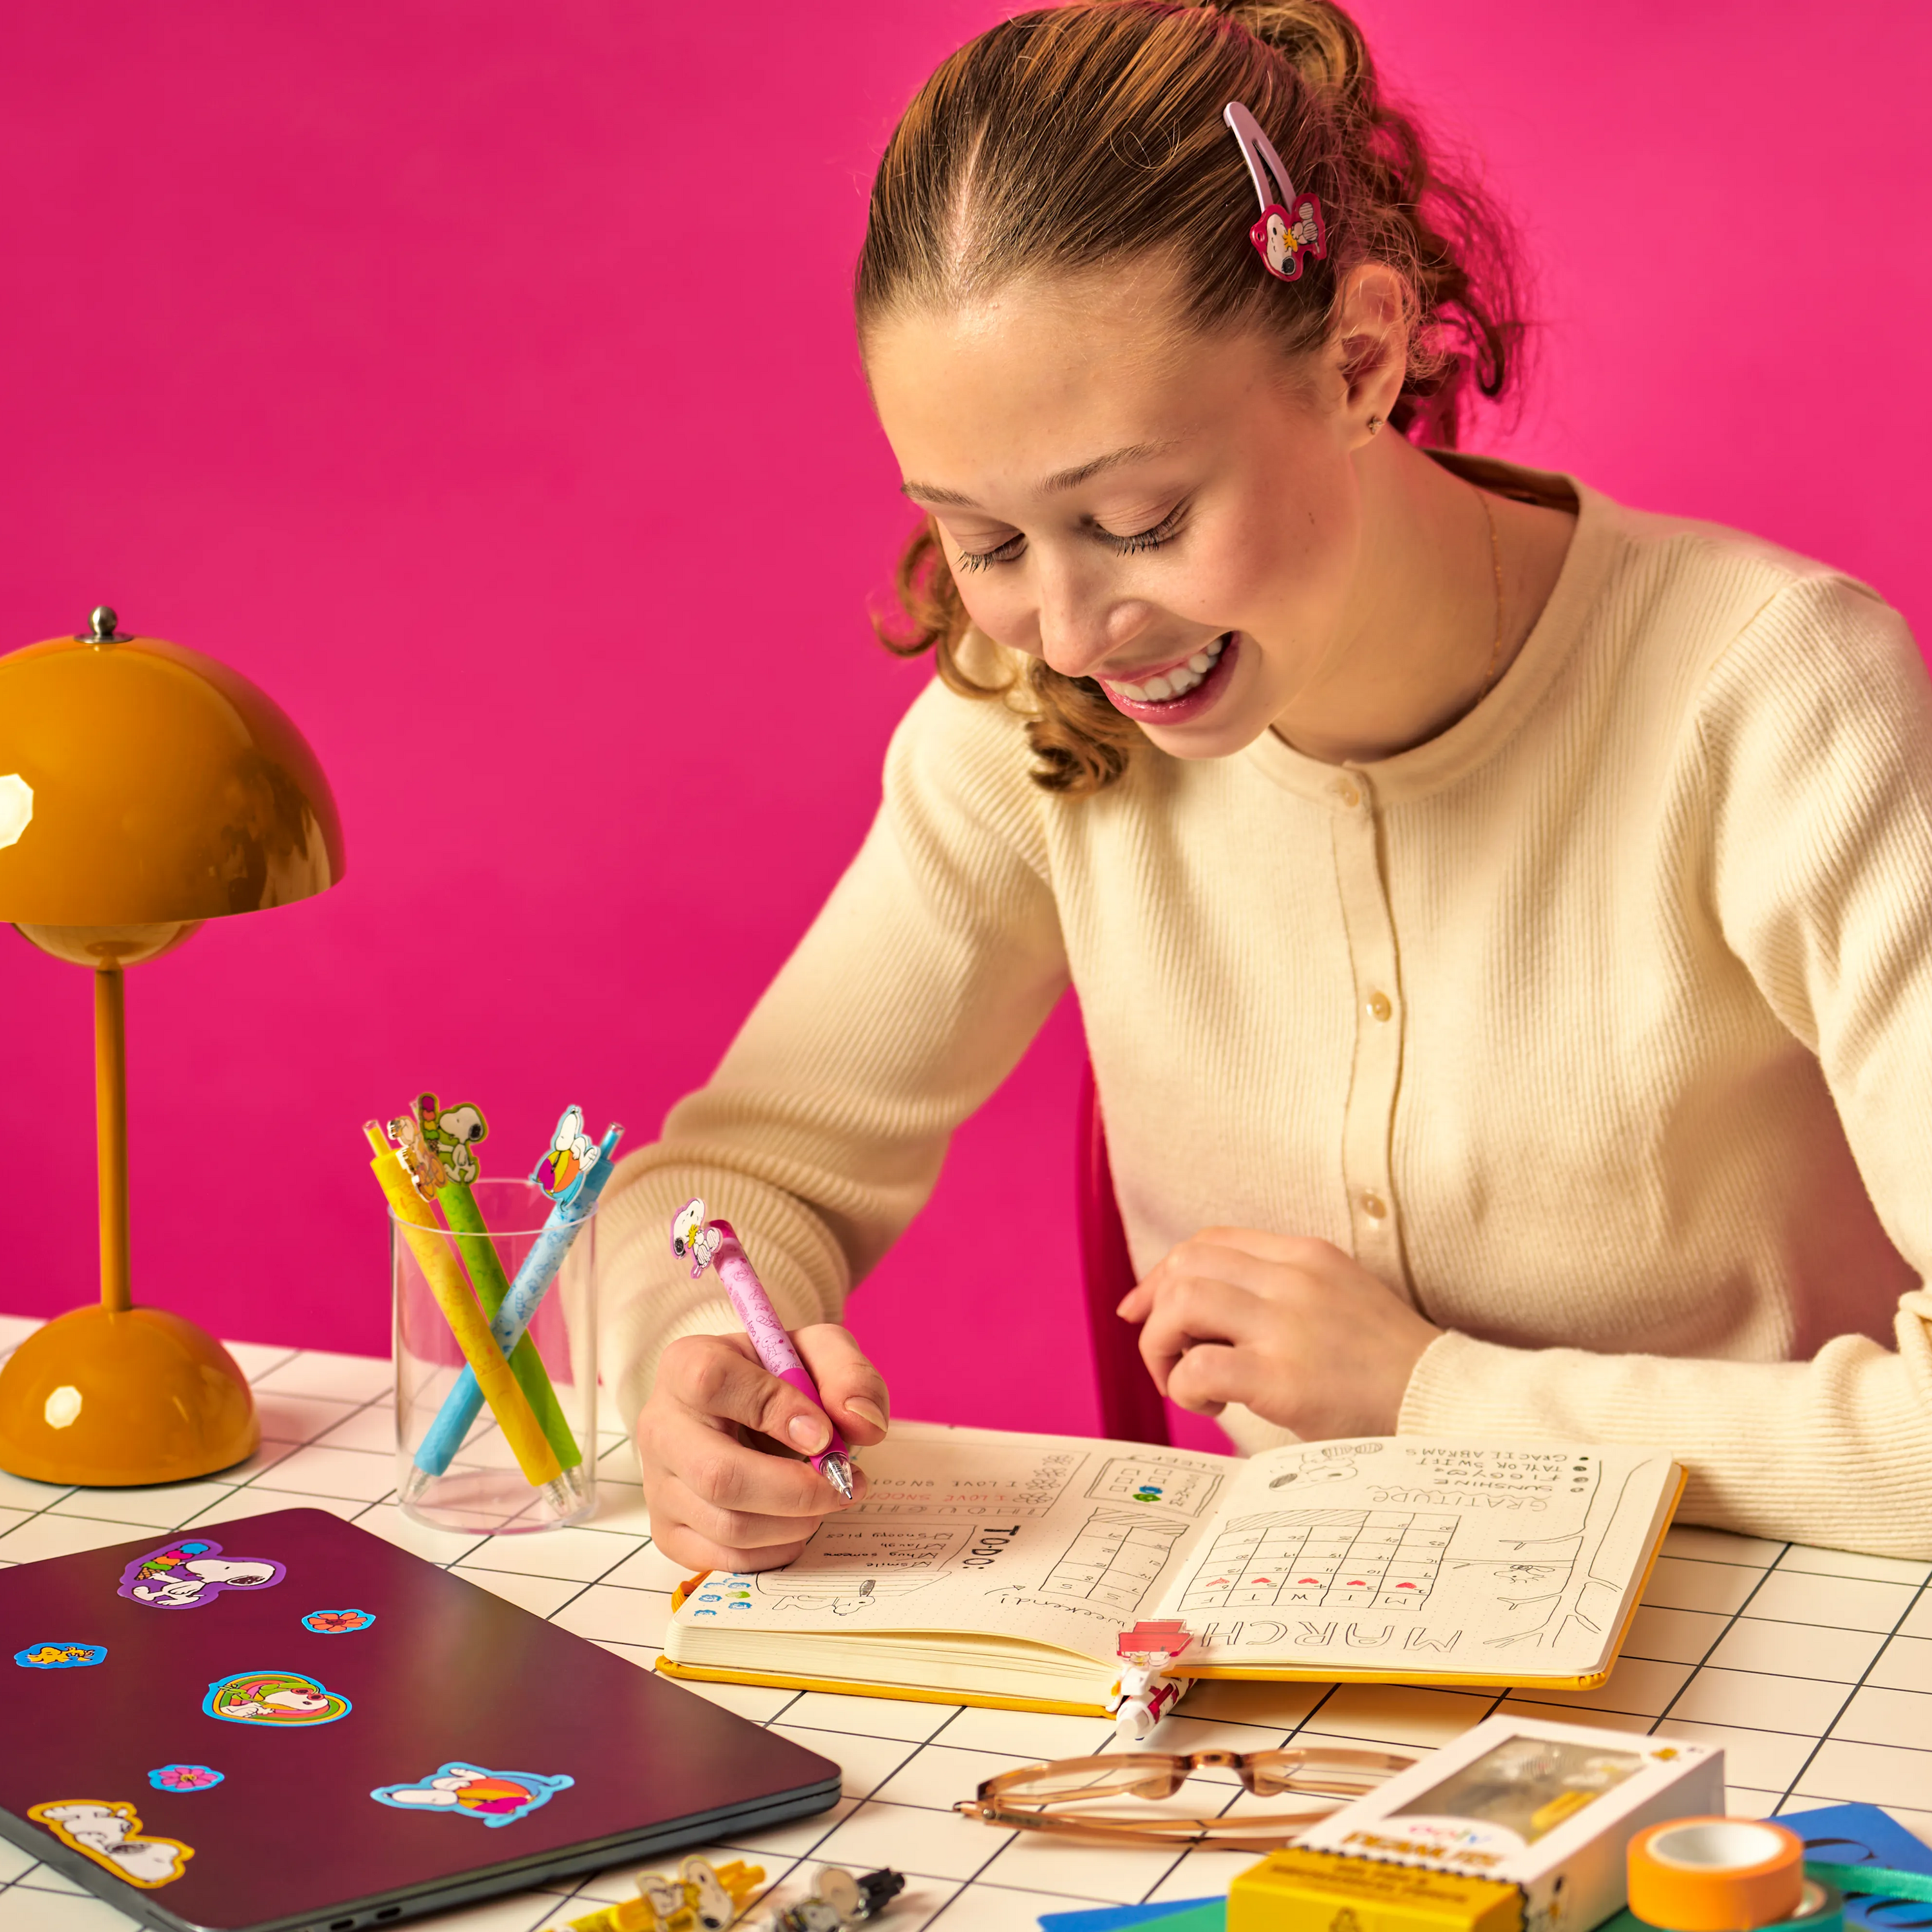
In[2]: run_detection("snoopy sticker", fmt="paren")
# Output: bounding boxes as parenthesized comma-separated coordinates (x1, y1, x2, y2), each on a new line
(672, 1198, 723, 1276)
(117, 1538, 285, 1610)
(202, 1669, 351, 1726)
(28, 1801, 193, 1889)
(369, 1761, 573, 1827)
(533, 1104, 601, 1207)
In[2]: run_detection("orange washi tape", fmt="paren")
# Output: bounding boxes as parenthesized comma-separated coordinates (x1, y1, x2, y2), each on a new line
(1628, 1818, 1805, 1932)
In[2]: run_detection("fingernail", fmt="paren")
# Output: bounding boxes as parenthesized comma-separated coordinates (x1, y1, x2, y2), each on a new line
(846, 1396, 887, 1430)
(788, 1413, 831, 1454)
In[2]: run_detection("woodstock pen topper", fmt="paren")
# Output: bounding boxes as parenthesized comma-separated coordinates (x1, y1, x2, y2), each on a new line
(672, 1200, 855, 1501)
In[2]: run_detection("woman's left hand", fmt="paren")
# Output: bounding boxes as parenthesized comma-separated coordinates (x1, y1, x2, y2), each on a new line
(1117, 1229, 1442, 1439)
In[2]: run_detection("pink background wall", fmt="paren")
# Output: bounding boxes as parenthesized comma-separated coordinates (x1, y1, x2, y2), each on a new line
(2, 1, 1926, 1441)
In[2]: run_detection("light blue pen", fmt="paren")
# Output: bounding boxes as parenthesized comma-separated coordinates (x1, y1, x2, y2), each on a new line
(408, 1121, 623, 1483)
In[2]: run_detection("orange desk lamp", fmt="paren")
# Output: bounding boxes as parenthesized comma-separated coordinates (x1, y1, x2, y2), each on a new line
(0, 607, 345, 1486)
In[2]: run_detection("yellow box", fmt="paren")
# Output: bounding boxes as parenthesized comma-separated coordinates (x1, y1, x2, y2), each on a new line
(1231, 1846, 1525, 1932)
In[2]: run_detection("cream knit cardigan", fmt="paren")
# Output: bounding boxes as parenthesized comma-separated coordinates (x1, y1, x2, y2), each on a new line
(598, 464, 1932, 1558)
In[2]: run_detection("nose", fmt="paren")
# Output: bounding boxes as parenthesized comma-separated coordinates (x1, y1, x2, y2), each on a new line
(1033, 556, 1157, 681)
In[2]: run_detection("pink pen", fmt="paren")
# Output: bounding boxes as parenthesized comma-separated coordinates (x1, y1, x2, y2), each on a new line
(671, 1200, 854, 1501)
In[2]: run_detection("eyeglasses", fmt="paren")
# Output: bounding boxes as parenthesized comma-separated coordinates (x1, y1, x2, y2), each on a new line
(954, 1745, 1416, 1850)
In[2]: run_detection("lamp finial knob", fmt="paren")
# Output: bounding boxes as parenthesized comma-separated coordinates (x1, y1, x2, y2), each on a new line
(87, 606, 120, 645)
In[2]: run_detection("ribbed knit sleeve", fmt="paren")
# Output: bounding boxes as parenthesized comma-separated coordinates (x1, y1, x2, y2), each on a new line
(1403, 576, 1932, 1556)
(596, 674, 1068, 1435)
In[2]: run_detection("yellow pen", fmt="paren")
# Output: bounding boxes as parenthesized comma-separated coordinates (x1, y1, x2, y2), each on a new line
(363, 1122, 563, 1490)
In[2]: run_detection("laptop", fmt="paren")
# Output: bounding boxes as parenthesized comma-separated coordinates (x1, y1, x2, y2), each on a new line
(0, 1507, 842, 1932)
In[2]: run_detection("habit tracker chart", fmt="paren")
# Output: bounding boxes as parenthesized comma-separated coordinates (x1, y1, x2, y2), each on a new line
(1177, 1508, 1461, 1613)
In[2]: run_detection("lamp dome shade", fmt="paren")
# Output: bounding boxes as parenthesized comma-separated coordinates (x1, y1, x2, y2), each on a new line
(0, 625, 345, 924)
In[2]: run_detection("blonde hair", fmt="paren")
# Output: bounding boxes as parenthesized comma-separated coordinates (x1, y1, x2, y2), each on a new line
(858, 0, 1528, 795)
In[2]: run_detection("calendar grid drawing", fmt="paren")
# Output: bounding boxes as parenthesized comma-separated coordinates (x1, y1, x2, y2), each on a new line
(1179, 1507, 1461, 1613)
(1038, 1509, 1189, 1613)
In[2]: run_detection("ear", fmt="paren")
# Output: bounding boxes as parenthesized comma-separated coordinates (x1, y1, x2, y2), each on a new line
(1327, 261, 1411, 447)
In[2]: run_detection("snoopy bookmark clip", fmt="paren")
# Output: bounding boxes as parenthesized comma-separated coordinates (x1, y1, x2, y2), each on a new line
(1224, 100, 1327, 282)
(1109, 1618, 1192, 1740)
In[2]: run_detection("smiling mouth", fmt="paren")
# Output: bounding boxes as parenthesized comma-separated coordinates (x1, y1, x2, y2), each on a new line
(1098, 632, 1228, 703)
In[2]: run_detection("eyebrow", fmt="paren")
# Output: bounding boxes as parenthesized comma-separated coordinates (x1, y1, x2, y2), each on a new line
(900, 438, 1180, 508)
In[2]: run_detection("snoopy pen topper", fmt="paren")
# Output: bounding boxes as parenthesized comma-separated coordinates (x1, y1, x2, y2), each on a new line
(671, 1200, 854, 1501)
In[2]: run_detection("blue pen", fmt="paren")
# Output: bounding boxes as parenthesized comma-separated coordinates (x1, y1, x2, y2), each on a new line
(409, 1122, 623, 1482)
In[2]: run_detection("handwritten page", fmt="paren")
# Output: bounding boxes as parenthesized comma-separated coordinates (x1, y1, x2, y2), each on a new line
(1179, 1438, 1678, 1674)
(682, 1423, 1233, 1664)
(673, 1425, 1678, 1681)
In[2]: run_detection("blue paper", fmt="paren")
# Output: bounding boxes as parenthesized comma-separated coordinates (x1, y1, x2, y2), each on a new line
(1781, 1805, 1932, 1929)
(1038, 1899, 1225, 1931)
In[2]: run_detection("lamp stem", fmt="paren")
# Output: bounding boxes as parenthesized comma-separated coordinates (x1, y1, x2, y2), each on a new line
(94, 967, 130, 1315)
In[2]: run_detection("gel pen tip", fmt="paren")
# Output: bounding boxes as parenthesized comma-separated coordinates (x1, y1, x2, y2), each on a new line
(820, 1453, 855, 1502)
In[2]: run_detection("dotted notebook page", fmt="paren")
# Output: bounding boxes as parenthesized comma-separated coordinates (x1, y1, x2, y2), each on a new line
(0, 1317, 1926, 1932)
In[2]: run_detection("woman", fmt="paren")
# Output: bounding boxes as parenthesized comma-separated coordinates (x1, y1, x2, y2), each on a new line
(602, 0, 1932, 1568)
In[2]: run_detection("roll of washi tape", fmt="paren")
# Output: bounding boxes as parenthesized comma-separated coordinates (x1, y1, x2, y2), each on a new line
(1629, 1819, 1806, 1932)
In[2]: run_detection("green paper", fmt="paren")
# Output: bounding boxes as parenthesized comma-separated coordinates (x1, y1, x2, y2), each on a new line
(438, 1179, 582, 1471)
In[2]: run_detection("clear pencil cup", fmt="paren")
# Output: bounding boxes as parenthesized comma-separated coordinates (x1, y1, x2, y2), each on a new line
(392, 1177, 598, 1535)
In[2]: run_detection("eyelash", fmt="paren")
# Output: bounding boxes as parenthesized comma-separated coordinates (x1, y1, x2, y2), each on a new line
(953, 503, 1188, 573)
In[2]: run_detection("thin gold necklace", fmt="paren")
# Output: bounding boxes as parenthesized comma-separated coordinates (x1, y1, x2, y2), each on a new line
(1476, 488, 1505, 703)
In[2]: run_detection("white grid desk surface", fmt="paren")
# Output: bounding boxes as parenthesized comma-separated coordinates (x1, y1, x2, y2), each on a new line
(1, 1323, 1929, 1932)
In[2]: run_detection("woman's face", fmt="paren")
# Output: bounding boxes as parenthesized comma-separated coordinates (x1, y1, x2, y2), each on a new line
(866, 263, 1372, 760)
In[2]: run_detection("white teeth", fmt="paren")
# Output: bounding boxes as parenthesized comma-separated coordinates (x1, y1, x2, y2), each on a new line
(1187, 653, 1211, 674)
(1142, 675, 1173, 701)
(1207, 634, 1227, 656)
(1115, 682, 1148, 701)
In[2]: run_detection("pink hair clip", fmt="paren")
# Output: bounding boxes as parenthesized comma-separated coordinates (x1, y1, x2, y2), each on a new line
(1223, 100, 1327, 283)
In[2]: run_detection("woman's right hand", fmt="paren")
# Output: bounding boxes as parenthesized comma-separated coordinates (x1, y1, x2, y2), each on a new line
(637, 1323, 891, 1573)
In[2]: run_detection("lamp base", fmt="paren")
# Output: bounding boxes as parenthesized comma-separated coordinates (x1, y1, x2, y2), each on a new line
(0, 1305, 260, 1486)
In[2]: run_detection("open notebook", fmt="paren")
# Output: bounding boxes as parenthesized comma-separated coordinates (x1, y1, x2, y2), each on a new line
(659, 1424, 1684, 1714)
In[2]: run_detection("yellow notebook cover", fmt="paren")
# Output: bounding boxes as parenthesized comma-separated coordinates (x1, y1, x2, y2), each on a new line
(656, 1425, 1685, 1716)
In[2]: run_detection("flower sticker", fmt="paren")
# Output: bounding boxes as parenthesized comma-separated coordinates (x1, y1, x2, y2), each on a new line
(301, 1608, 376, 1635)
(146, 1766, 223, 1794)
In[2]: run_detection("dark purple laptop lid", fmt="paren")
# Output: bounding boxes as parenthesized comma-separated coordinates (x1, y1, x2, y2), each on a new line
(0, 1507, 839, 1931)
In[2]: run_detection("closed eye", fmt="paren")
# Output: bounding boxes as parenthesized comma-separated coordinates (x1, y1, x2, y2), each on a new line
(952, 499, 1191, 574)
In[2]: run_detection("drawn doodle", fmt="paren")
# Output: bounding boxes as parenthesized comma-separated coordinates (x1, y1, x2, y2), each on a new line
(1039, 1510, 1189, 1615)
(1086, 1458, 1222, 1517)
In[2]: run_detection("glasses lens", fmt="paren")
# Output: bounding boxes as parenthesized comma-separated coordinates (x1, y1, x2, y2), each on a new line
(1246, 1748, 1414, 1797)
(996, 1756, 1182, 1803)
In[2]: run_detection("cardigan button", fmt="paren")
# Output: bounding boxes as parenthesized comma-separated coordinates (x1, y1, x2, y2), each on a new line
(1334, 779, 1362, 809)
(1361, 1191, 1387, 1219)
(1366, 990, 1393, 1022)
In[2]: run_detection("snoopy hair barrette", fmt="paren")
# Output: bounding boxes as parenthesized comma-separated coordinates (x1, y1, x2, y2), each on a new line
(1223, 100, 1327, 283)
